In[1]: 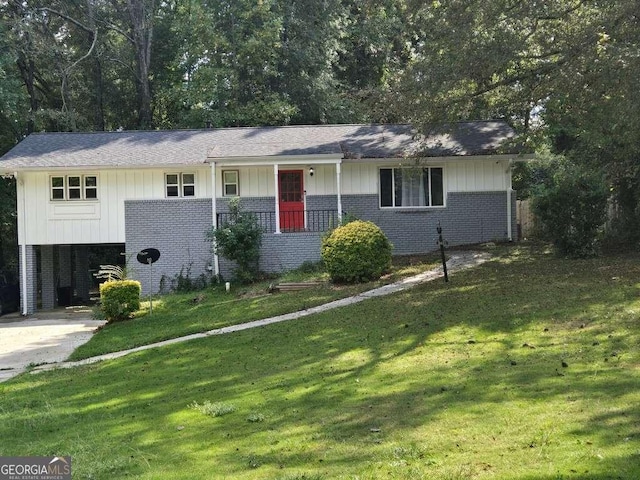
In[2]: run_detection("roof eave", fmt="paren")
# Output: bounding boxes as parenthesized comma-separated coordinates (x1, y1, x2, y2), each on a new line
(342, 152, 534, 163)
(0, 162, 212, 173)
(206, 153, 344, 166)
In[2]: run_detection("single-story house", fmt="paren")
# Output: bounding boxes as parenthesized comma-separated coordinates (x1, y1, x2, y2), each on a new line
(0, 121, 531, 314)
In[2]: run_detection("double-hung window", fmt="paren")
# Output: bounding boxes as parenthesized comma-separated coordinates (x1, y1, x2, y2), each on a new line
(380, 167, 444, 208)
(165, 173, 195, 197)
(50, 175, 98, 201)
(222, 170, 239, 196)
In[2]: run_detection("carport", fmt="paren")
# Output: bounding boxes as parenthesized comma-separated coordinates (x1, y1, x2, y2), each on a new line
(19, 243, 124, 314)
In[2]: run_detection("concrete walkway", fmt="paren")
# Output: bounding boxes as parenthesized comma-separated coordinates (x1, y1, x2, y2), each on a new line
(17, 251, 490, 380)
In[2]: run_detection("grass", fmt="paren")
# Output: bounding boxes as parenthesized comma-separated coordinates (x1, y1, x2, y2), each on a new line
(70, 255, 441, 360)
(0, 244, 638, 479)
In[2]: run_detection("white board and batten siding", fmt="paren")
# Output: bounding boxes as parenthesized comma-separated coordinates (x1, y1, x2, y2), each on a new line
(231, 159, 511, 197)
(18, 167, 212, 245)
(18, 158, 511, 245)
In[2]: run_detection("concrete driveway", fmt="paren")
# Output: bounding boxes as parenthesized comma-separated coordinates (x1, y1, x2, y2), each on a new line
(0, 307, 106, 382)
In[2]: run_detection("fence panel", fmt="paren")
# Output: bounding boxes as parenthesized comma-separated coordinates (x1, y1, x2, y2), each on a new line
(516, 199, 536, 239)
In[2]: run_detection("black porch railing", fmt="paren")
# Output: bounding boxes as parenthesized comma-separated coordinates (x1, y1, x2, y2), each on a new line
(216, 209, 340, 233)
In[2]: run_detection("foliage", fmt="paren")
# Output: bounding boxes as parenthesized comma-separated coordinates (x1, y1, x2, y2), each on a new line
(94, 264, 128, 282)
(0, 177, 17, 273)
(532, 162, 608, 258)
(160, 264, 211, 293)
(321, 220, 392, 283)
(511, 148, 566, 200)
(99, 279, 141, 322)
(383, 1, 640, 246)
(4, 0, 640, 250)
(206, 198, 263, 284)
(0, 0, 415, 135)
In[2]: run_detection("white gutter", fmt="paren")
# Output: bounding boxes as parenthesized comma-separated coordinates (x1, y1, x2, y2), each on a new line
(2, 163, 214, 173)
(205, 154, 343, 167)
(210, 162, 220, 278)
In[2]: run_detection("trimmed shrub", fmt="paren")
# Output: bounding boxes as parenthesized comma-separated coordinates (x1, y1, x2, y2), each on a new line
(99, 280, 141, 322)
(321, 220, 392, 283)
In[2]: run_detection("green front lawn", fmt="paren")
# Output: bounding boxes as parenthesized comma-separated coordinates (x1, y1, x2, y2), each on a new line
(1, 244, 638, 479)
(71, 256, 440, 360)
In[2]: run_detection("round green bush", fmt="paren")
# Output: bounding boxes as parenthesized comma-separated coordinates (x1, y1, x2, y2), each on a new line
(99, 279, 141, 322)
(321, 220, 392, 283)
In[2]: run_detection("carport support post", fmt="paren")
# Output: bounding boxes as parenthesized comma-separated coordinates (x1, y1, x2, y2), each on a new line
(40, 245, 56, 309)
(74, 246, 90, 303)
(18, 245, 37, 314)
(58, 245, 72, 288)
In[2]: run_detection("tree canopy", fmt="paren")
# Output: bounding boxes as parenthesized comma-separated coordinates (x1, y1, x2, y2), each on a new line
(0, 0, 639, 262)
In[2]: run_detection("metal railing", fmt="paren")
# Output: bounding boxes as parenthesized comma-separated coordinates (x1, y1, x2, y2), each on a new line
(216, 209, 340, 233)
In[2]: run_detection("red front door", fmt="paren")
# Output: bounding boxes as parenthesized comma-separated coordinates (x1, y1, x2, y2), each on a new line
(278, 170, 304, 231)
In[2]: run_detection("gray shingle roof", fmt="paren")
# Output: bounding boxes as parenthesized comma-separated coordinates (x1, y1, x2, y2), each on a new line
(0, 121, 517, 170)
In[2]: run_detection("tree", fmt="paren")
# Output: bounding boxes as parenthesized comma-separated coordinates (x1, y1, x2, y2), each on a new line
(109, 0, 157, 128)
(532, 161, 608, 258)
(385, 1, 640, 245)
(0, 177, 17, 273)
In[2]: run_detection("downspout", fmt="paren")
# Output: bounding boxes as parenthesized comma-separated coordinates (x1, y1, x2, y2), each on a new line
(507, 159, 514, 242)
(210, 162, 220, 278)
(336, 161, 343, 223)
(16, 172, 29, 315)
(274, 164, 281, 234)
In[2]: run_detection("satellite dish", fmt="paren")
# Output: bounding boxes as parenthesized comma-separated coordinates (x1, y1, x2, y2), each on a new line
(137, 248, 160, 264)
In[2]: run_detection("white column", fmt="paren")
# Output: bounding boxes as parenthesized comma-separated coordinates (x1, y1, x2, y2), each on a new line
(274, 164, 281, 234)
(17, 173, 30, 315)
(336, 161, 343, 223)
(210, 162, 220, 277)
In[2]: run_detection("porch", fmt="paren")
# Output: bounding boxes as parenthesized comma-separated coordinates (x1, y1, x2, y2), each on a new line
(216, 208, 340, 233)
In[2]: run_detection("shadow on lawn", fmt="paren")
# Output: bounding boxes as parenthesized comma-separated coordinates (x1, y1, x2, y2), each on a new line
(1, 248, 639, 478)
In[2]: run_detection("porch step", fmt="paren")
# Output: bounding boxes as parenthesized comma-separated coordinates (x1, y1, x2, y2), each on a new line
(274, 281, 324, 292)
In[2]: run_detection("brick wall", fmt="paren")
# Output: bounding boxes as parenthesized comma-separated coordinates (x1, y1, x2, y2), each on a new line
(341, 192, 516, 254)
(125, 191, 515, 288)
(215, 197, 325, 278)
(18, 245, 38, 314)
(218, 231, 324, 280)
(125, 199, 214, 295)
(40, 245, 55, 309)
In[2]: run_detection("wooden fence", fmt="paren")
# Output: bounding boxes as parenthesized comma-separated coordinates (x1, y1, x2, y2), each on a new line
(516, 199, 536, 240)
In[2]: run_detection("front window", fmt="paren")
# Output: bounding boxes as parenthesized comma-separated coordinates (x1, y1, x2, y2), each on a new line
(50, 175, 98, 201)
(68, 176, 82, 199)
(379, 167, 444, 208)
(223, 170, 239, 196)
(51, 176, 65, 200)
(165, 173, 195, 197)
(85, 176, 98, 199)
